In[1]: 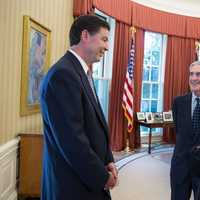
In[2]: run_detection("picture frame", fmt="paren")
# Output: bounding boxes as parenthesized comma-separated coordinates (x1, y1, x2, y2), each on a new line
(20, 16, 51, 116)
(163, 111, 173, 122)
(152, 112, 163, 123)
(145, 112, 153, 123)
(136, 112, 145, 121)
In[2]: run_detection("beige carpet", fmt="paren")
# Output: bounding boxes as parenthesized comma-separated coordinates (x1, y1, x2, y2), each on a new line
(111, 149, 173, 200)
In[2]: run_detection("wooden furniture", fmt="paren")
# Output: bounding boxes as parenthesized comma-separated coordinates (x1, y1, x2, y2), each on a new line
(18, 133, 43, 198)
(137, 121, 174, 154)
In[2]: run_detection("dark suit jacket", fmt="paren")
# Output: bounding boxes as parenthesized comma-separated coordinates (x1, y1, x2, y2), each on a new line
(40, 51, 114, 200)
(171, 93, 200, 193)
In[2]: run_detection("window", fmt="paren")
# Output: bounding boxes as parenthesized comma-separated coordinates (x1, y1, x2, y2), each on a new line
(93, 9, 116, 121)
(140, 31, 167, 135)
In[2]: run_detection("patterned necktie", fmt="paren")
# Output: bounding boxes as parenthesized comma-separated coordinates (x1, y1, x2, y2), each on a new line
(87, 70, 97, 101)
(192, 97, 200, 132)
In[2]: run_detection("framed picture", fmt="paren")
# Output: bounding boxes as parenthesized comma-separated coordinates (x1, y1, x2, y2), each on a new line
(20, 16, 51, 116)
(152, 112, 163, 123)
(145, 112, 153, 123)
(163, 111, 173, 122)
(136, 112, 145, 121)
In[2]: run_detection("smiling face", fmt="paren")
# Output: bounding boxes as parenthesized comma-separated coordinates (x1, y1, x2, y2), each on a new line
(82, 27, 109, 65)
(189, 64, 200, 96)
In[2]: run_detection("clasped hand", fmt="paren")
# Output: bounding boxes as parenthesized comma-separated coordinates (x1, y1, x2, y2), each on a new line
(104, 162, 118, 190)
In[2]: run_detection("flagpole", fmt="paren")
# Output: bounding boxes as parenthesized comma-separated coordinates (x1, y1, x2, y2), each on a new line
(124, 137, 130, 152)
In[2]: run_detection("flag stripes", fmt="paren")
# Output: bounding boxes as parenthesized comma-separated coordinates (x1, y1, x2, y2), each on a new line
(122, 32, 135, 133)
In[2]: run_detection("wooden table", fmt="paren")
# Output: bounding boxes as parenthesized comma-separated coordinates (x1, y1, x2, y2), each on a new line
(137, 121, 174, 154)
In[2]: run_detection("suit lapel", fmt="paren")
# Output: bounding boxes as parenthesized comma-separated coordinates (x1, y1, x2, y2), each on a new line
(65, 51, 109, 134)
(184, 93, 192, 129)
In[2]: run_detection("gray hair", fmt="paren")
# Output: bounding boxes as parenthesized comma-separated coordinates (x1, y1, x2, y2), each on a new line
(189, 61, 200, 68)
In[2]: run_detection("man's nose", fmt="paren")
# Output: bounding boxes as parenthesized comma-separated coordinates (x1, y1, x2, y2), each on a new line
(104, 42, 109, 51)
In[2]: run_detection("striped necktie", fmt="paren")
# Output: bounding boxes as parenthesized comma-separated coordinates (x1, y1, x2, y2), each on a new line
(192, 97, 200, 132)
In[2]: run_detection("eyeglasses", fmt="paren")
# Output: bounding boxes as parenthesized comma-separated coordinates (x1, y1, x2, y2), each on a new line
(189, 72, 200, 78)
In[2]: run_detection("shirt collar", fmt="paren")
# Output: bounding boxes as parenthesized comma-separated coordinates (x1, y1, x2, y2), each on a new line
(69, 49, 89, 75)
(192, 92, 200, 104)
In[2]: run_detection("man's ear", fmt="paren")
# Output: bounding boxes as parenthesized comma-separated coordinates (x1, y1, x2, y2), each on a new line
(80, 29, 90, 42)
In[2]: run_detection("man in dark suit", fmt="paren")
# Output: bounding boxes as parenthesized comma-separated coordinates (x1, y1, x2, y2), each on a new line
(40, 15, 118, 200)
(171, 61, 200, 200)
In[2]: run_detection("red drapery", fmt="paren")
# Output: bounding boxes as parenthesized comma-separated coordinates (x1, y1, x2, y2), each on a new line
(93, 0, 132, 25)
(109, 21, 131, 151)
(131, 2, 186, 37)
(186, 17, 200, 39)
(73, 0, 93, 16)
(131, 1, 200, 39)
(163, 36, 196, 142)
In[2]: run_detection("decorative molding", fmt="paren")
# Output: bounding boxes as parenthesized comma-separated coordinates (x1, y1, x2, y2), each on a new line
(0, 138, 20, 200)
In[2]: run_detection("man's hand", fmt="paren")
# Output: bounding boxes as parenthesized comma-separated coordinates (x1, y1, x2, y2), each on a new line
(104, 162, 118, 190)
(106, 162, 118, 180)
(104, 172, 116, 190)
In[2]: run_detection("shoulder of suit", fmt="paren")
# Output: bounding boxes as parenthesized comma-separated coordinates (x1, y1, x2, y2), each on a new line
(174, 92, 191, 103)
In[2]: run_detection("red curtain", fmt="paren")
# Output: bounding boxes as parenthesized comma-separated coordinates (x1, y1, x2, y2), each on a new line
(186, 17, 200, 39)
(109, 21, 131, 151)
(131, 1, 200, 39)
(93, 0, 132, 25)
(73, 0, 200, 39)
(73, 0, 93, 17)
(163, 36, 196, 142)
(131, 2, 186, 37)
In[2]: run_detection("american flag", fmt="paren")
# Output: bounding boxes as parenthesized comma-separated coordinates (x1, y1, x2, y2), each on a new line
(122, 31, 135, 133)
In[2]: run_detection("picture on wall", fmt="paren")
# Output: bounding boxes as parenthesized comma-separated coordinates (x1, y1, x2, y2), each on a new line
(20, 15, 51, 116)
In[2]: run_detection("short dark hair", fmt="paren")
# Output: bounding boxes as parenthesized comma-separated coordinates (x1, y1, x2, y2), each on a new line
(69, 15, 110, 46)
